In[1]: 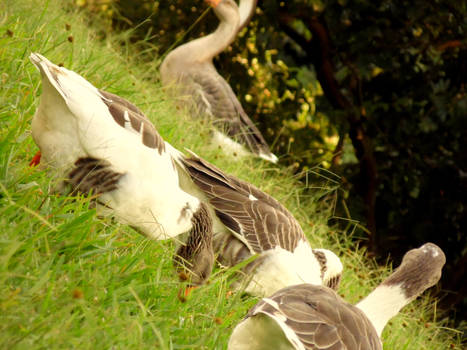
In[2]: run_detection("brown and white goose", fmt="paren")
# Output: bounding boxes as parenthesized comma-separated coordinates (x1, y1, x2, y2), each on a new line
(228, 243, 446, 350)
(159, 0, 277, 163)
(178, 152, 342, 296)
(29, 53, 214, 284)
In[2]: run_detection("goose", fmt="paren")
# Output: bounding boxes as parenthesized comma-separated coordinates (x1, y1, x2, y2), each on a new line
(177, 151, 343, 297)
(159, 0, 278, 163)
(228, 242, 446, 350)
(29, 53, 214, 284)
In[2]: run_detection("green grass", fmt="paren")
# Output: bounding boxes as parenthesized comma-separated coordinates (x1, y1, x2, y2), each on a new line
(0, 0, 462, 348)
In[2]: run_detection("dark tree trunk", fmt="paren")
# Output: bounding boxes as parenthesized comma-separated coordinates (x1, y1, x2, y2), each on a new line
(278, 12, 379, 252)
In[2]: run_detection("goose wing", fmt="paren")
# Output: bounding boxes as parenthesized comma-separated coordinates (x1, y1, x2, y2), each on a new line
(98, 90, 166, 154)
(96, 90, 187, 170)
(186, 69, 275, 161)
(248, 284, 381, 350)
(181, 153, 305, 253)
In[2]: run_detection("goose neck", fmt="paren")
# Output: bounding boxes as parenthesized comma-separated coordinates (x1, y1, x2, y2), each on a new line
(356, 285, 409, 337)
(177, 5, 239, 63)
(238, 0, 257, 32)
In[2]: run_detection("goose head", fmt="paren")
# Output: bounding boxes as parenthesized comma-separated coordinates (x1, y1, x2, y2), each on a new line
(312, 248, 343, 290)
(205, 0, 240, 24)
(380, 242, 445, 300)
(174, 203, 215, 285)
(356, 242, 445, 336)
(205, 0, 255, 31)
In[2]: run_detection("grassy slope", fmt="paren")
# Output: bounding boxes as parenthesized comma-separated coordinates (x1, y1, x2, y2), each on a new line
(0, 0, 461, 348)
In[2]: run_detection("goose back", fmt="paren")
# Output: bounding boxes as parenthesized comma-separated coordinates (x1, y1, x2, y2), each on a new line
(229, 284, 381, 350)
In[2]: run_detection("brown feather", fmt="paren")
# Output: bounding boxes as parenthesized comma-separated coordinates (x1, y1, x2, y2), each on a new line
(174, 202, 214, 285)
(185, 71, 273, 158)
(99, 90, 166, 154)
(249, 284, 381, 350)
(67, 157, 123, 195)
(181, 155, 305, 257)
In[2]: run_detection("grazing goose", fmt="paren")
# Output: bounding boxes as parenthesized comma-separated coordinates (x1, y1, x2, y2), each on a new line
(228, 243, 446, 350)
(178, 151, 343, 297)
(160, 0, 278, 163)
(29, 53, 214, 284)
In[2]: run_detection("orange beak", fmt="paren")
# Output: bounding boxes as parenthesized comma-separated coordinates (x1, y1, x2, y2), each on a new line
(205, 0, 221, 8)
(184, 285, 198, 297)
(177, 285, 198, 302)
(29, 150, 41, 167)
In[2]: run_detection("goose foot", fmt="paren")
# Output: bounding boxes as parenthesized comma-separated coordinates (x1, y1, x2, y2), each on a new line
(29, 150, 41, 166)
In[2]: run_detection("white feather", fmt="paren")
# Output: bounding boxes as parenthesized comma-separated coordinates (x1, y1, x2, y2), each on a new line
(243, 240, 324, 297)
(356, 285, 408, 337)
(211, 130, 251, 159)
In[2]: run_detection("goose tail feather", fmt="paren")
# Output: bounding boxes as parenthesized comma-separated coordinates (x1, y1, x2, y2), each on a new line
(30, 53, 67, 100)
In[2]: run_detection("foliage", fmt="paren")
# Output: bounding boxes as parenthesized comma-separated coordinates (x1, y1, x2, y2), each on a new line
(315, 0, 467, 321)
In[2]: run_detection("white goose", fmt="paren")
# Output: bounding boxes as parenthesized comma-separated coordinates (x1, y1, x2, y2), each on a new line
(160, 0, 278, 163)
(228, 243, 446, 350)
(29, 53, 214, 284)
(178, 152, 343, 297)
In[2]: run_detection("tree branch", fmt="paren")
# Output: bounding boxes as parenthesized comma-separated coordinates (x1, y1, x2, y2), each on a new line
(279, 12, 379, 251)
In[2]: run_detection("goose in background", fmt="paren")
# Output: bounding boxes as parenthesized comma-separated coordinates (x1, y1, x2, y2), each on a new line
(177, 151, 343, 297)
(160, 0, 278, 163)
(29, 53, 214, 284)
(228, 242, 446, 350)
